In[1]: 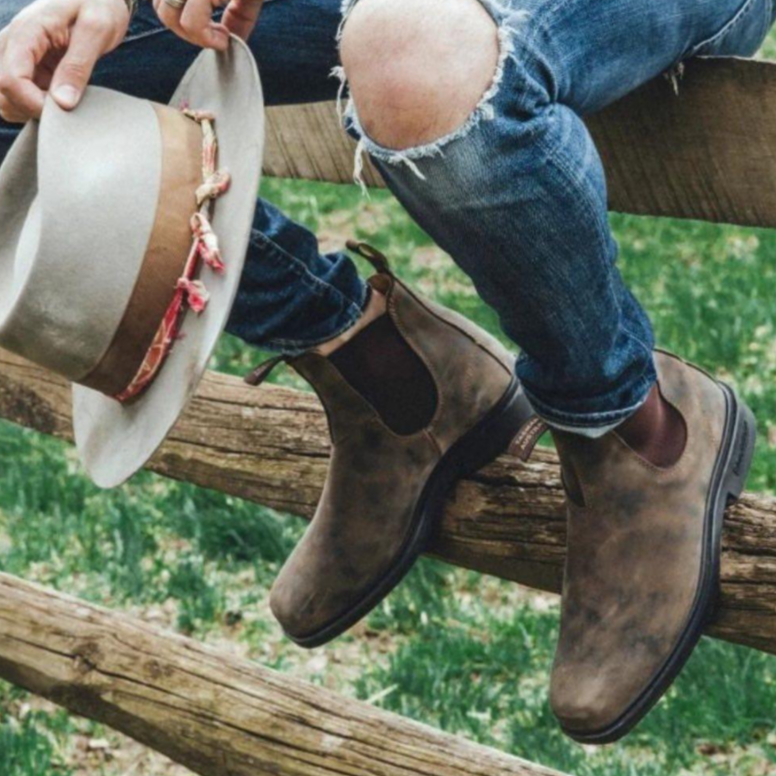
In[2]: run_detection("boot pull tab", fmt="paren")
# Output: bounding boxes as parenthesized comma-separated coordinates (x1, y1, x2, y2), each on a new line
(346, 240, 391, 274)
(244, 354, 286, 387)
(508, 415, 549, 462)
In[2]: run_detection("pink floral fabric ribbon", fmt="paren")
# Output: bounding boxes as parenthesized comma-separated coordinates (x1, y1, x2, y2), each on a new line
(113, 110, 231, 404)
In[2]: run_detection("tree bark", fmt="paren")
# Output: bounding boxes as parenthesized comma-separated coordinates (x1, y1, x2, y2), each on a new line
(0, 572, 565, 776)
(0, 349, 774, 654)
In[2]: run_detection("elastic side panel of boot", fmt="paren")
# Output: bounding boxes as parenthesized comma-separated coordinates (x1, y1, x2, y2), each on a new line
(329, 315, 438, 436)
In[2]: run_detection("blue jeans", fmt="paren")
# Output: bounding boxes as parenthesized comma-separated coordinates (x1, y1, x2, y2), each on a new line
(0, 0, 772, 431)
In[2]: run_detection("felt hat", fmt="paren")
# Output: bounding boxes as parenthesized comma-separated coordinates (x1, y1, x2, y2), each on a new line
(0, 36, 264, 488)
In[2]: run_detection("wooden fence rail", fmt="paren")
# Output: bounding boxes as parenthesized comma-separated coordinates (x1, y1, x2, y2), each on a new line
(1, 348, 775, 656)
(0, 572, 565, 776)
(266, 57, 776, 229)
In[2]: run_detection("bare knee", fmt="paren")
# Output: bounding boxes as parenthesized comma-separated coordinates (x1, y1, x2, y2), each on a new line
(340, 0, 500, 151)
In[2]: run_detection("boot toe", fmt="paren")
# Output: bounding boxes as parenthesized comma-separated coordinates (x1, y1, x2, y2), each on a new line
(269, 573, 318, 644)
(269, 560, 355, 645)
(269, 527, 393, 645)
(550, 664, 636, 738)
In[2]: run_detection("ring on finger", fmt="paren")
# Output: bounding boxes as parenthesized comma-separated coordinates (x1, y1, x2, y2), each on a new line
(163, 0, 188, 9)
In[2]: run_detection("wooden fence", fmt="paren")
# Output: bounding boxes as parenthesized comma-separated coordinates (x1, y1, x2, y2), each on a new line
(1, 54, 776, 775)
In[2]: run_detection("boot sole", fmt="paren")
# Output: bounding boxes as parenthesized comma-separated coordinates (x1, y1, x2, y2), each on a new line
(288, 376, 534, 649)
(561, 382, 757, 744)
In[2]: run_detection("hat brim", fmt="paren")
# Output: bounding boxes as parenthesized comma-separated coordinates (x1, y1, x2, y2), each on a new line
(72, 36, 264, 488)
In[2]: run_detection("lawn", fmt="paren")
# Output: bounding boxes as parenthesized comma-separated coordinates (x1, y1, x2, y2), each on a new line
(2, 44, 776, 776)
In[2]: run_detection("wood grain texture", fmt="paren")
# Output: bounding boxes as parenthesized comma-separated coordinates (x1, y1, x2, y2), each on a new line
(265, 57, 776, 228)
(0, 349, 775, 655)
(0, 572, 565, 776)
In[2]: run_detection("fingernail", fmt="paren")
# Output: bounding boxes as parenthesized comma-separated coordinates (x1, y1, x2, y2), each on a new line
(53, 85, 80, 109)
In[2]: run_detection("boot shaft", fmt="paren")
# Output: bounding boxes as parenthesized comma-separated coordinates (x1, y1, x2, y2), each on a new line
(291, 269, 516, 451)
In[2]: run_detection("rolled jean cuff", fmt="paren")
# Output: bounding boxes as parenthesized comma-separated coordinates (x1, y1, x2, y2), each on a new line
(521, 361, 657, 438)
(225, 226, 369, 357)
(261, 296, 367, 356)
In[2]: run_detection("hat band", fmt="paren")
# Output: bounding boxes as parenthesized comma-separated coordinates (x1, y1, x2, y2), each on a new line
(78, 105, 231, 403)
(113, 109, 230, 404)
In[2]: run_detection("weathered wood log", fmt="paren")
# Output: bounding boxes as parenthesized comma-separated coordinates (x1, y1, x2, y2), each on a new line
(266, 57, 776, 228)
(0, 348, 774, 654)
(0, 572, 566, 776)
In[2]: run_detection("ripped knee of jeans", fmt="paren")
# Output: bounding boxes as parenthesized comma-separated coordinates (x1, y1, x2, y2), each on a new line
(334, 0, 529, 188)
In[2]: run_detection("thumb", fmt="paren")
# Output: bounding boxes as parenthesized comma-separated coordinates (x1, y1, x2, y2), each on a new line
(222, 0, 265, 40)
(50, 10, 117, 110)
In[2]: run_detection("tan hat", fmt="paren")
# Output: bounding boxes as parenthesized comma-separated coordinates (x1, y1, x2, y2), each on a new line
(0, 36, 264, 488)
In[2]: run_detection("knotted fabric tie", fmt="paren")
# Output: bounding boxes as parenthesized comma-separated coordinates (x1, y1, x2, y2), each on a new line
(113, 110, 231, 404)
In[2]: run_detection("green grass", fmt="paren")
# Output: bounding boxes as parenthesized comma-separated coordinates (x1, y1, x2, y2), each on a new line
(4, 38, 776, 775)
(0, 715, 71, 776)
(0, 685, 74, 776)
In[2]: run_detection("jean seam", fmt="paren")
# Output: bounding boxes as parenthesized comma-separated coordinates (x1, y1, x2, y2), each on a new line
(266, 304, 363, 353)
(537, 122, 638, 357)
(123, 27, 169, 45)
(123, 8, 224, 44)
(621, 318, 655, 357)
(686, 0, 762, 58)
(251, 229, 354, 304)
(536, 117, 655, 374)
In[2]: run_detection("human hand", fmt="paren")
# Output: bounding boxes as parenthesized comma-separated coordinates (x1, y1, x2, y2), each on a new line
(0, 0, 130, 122)
(154, 0, 264, 50)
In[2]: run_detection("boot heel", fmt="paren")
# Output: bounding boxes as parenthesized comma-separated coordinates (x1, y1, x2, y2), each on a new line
(456, 380, 536, 478)
(724, 393, 757, 504)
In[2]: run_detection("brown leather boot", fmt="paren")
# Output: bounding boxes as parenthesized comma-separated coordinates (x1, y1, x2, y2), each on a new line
(550, 350, 756, 743)
(247, 243, 537, 647)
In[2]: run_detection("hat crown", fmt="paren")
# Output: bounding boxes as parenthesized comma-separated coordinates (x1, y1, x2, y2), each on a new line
(0, 89, 164, 380)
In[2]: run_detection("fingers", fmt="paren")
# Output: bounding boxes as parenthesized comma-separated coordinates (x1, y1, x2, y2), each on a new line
(49, 6, 122, 109)
(222, 0, 263, 40)
(0, 24, 47, 120)
(0, 0, 129, 122)
(0, 95, 31, 124)
(222, 0, 264, 40)
(155, 0, 229, 50)
(181, 0, 230, 49)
